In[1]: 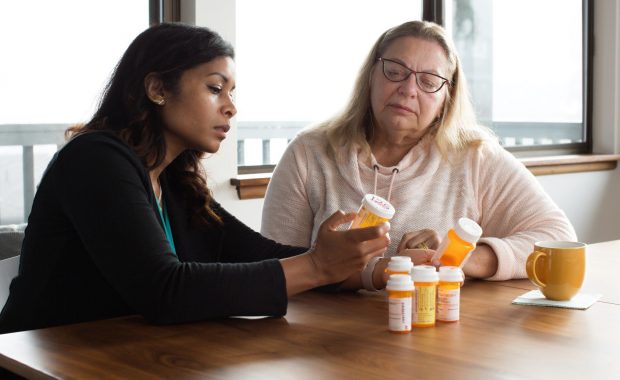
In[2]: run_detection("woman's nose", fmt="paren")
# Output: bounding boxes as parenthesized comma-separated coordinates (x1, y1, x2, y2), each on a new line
(223, 98, 237, 119)
(398, 74, 419, 97)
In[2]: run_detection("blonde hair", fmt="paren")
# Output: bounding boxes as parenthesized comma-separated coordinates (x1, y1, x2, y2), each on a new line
(318, 20, 491, 158)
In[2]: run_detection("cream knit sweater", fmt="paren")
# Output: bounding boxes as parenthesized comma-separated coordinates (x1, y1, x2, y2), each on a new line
(261, 129, 576, 280)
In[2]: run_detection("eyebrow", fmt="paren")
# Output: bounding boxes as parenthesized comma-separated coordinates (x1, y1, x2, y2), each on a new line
(388, 58, 443, 76)
(207, 72, 229, 82)
(207, 72, 236, 90)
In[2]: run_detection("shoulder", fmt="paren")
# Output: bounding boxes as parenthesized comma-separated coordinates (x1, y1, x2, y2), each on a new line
(279, 126, 333, 167)
(50, 131, 146, 184)
(58, 131, 140, 166)
(62, 130, 129, 153)
(460, 132, 514, 164)
(290, 127, 329, 151)
(460, 135, 534, 182)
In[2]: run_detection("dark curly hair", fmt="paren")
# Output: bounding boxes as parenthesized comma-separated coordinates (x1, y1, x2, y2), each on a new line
(67, 23, 234, 225)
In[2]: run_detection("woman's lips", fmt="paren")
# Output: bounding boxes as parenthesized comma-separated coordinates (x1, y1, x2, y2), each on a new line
(214, 125, 230, 138)
(214, 124, 231, 133)
(388, 103, 416, 114)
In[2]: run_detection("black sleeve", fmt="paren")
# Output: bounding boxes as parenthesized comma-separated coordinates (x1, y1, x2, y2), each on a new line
(54, 135, 289, 323)
(213, 206, 343, 292)
(214, 203, 308, 263)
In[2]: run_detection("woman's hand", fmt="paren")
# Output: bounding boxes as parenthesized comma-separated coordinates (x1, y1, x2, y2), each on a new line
(396, 229, 441, 265)
(462, 243, 498, 278)
(281, 210, 390, 296)
(340, 228, 441, 291)
(311, 211, 391, 284)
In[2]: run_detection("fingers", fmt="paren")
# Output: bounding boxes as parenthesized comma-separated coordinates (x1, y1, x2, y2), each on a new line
(321, 210, 356, 231)
(398, 229, 441, 252)
(360, 233, 391, 255)
(400, 248, 436, 265)
(397, 232, 416, 253)
(346, 222, 391, 243)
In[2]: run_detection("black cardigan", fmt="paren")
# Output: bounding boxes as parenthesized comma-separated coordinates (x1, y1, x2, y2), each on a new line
(0, 131, 305, 334)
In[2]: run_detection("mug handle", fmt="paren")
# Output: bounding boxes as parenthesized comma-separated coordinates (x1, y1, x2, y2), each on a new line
(526, 250, 547, 288)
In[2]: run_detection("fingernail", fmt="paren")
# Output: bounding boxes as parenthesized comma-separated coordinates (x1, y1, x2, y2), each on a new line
(382, 222, 391, 233)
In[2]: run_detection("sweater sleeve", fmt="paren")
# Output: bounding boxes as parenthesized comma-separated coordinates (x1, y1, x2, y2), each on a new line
(215, 202, 308, 262)
(261, 136, 315, 248)
(474, 144, 577, 280)
(54, 135, 290, 323)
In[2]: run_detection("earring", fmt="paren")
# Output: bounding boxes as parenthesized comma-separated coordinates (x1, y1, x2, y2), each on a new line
(155, 98, 165, 106)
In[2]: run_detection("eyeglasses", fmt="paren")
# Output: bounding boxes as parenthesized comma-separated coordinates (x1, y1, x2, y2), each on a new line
(377, 57, 450, 93)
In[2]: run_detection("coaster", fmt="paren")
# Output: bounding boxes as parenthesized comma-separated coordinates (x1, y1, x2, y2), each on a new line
(512, 289, 601, 310)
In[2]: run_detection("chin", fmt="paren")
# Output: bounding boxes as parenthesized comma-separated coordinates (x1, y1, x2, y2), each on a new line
(193, 140, 221, 154)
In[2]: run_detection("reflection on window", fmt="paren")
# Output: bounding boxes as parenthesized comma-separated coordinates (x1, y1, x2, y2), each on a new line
(0, 0, 148, 224)
(235, 0, 423, 166)
(445, 0, 584, 148)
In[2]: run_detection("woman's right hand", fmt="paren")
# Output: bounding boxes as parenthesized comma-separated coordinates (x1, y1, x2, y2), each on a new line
(310, 210, 391, 285)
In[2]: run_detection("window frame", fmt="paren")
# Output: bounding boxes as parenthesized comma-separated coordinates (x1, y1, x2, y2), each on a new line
(237, 0, 593, 173)
(0, 0, 172, 223)
(422, 0, 593, 158)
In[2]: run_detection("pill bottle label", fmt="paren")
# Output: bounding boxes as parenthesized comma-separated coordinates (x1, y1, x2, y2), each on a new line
(413, 285, 437, 327)
(389, 296, 412, 332)
(437, 287, 460, 322)
(351, 207, 389, 229)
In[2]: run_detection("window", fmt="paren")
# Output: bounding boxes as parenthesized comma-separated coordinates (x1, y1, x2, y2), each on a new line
(235, 0, 591, 172)
(0, 0, 150, 224)
(445, 0, 589, 152)
(235, 0, 423, 169)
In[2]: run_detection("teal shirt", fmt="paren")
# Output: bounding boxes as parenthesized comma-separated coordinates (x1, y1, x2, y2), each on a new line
(157, 199, 177, 256)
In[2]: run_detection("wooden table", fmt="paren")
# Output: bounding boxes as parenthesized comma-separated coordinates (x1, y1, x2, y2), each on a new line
(1, 240, 619, 379)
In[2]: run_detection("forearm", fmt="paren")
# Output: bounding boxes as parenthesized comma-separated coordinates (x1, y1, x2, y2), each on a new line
(280, 252, 326, 297)
(463, 243, 498, 279)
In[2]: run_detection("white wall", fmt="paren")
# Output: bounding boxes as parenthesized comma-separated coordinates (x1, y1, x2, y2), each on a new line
(537, 168, 620, 243)
(181, 0, 264, 229)
(550, 0, 620, 243)
(184, 0, 620, 244)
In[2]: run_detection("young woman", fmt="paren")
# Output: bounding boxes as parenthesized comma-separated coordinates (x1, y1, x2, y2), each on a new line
(0, 23, 390, 334)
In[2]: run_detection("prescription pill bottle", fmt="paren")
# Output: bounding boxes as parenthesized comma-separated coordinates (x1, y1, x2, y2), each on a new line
(349, 194, 395, 229)
(411, 265, 439, 328)
(432, 218, 482, 268)
(437, 266, 465, 323)
(385, 256, 413, 276)
(386, 274, 414, 334)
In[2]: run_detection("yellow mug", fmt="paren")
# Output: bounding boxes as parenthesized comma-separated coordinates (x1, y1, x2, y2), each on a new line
(525, 241, 586, 301)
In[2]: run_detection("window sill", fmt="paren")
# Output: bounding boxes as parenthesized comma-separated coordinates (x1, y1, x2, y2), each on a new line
(521, 154, 620, 176)
(230, 154, 620, 200)
(230, 173, 272, 200)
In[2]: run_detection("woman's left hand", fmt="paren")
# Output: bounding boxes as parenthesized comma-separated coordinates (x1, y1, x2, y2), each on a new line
(340, 228, 442, 290)
(396, 229, 441, 265)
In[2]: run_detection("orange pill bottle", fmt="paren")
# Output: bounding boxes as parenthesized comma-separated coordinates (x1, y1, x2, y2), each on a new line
(349, 194, 395, 229)
(437, 266, 465, 323)
(411, 265, 439, 328)
(432, 218, 482, 268)
(386, 274, 414, 334)
(385, 256, 413, 276)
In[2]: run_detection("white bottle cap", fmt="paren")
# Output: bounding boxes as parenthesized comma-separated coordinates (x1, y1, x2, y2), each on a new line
(386, 274, 414, 291)
(439, 266, 465, 282)
(387, 256, 413, 273)
(362, 194, 395, 220)
(411, 265, 439, 283)
(454, 217, 482, 244)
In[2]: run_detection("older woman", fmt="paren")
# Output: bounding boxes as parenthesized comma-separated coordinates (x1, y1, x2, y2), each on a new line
(261, 20, 576, 291)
